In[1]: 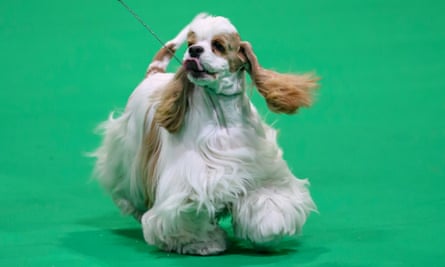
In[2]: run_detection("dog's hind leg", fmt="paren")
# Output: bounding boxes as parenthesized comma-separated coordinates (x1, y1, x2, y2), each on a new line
(113, 197, 144, 222)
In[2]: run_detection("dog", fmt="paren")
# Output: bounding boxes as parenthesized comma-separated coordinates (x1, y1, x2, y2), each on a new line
(92, 13, 318, 255)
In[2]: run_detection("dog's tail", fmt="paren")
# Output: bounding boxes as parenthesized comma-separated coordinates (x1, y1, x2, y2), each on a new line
(145, 13, 208, 77)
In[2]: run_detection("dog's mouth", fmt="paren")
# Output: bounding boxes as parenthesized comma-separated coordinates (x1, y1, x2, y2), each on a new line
(183, 58, 216, 78)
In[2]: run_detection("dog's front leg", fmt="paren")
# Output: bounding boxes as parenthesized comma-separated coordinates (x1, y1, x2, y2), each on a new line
(141, 203, 227, 255)
(232, 178, 315, 249)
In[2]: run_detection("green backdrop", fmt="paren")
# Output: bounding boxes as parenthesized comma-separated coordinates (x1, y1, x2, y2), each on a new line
(1, 0, 444, 266)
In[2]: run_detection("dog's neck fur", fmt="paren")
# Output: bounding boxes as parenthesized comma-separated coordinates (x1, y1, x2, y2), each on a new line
(190, 71, 252, 129)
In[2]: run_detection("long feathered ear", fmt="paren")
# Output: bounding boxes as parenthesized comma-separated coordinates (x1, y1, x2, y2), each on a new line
(154, 68, 193, 133)
(239, 41, 319, 114)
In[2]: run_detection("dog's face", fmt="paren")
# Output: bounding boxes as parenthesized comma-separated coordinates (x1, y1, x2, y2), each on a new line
(183, 16, 246, 95)
(155, 14, 318, 133)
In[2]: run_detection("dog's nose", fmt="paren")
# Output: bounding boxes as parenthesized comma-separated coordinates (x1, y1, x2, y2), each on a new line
(189, 45, 204, 58)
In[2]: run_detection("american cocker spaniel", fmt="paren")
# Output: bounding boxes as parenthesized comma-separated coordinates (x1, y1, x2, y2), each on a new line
(93, 13, 318, 255)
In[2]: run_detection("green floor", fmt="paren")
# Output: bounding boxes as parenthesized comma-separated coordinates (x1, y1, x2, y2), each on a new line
(1, 0, 445, 266)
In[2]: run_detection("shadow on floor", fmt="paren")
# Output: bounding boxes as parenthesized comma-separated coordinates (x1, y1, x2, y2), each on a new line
(60, 213, 328, 266)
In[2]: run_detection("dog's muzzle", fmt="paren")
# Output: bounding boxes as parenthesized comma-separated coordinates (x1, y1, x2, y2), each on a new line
(183, 58, 216, 78)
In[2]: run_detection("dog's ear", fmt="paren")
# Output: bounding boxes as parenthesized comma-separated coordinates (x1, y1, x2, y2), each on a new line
(239, 41, 319, 114)
(154, 68, 192, 133)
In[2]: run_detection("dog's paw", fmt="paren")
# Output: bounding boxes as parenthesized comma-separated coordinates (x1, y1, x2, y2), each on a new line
(183, 227, 227, 255)
(234, 196, 300, 247)
(250, 209, 291, 245)
(173, 227, 227, 255)
(180, 239, 227, 256)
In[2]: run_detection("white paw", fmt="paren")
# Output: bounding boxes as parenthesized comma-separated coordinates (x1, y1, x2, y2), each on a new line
(180, 227, 227, 255)
(234, 195, 305, 246)
(180, 240, 226, 255)
(142, 209, 228, 255)
(251, 209, 292, 246)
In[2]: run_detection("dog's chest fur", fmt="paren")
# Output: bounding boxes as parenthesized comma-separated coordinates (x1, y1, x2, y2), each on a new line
(156, 89, 271, 213)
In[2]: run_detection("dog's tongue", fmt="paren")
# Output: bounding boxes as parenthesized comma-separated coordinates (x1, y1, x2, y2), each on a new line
(183, 58, 204, 72)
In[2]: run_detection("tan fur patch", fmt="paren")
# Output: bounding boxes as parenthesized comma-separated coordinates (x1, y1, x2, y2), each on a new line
(154, 68, 193, 133)
(146, 66, 166, 76)
(254, 70, 319, 113)
(240, 41, 319, 113)
(187, 31, 197, 46)
(211, 33, 244, 72)
(141, 69, 193, 209)
(154, 43, 176, 61)
(146, 43, 176, 77)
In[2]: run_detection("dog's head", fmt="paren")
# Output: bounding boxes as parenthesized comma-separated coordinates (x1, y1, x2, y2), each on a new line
(182, 14, 245, 95)
(156, 14, 319, 132)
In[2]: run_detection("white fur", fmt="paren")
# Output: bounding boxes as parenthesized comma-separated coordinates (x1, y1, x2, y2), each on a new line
(92, 13, 316, 255)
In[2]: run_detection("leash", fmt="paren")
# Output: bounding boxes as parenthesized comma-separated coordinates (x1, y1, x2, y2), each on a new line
(117, 0, 182, 65)
(117, 0, 230, 131)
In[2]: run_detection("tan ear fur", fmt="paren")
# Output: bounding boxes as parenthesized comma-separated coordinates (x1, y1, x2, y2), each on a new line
(240, 42, 319, 114)
(141, 68, 192, 207)
(154, 68, 193, 132)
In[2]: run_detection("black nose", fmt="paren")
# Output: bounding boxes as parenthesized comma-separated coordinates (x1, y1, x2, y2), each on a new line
(189, 45, 204, 58)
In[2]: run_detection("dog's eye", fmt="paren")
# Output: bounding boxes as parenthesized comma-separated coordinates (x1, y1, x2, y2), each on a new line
(212, 40, 226, 53)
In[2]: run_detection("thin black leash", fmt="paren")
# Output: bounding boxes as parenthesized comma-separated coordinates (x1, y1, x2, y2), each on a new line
(117, 0, 182, 65)
(117, 0, 228, 130)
